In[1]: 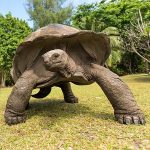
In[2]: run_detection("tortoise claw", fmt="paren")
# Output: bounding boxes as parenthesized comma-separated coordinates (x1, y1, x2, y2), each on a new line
(124, 116, 132, 125)
(4, 110, 26, 125)
(5, 116, 26, 125)
(115, 113, 146, 125)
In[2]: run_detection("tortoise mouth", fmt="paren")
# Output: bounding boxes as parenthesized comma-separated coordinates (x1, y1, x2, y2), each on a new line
(44, 60, 64, 70)
(45, 60, 62, 66)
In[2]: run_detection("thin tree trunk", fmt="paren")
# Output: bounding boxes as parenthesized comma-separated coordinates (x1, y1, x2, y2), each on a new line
(138, 9, 144, 32)
(145, 61, 150, 74)
(129, 59, 132, 74)
(131, 41, 150, 63)
(0, 71, 6, 87)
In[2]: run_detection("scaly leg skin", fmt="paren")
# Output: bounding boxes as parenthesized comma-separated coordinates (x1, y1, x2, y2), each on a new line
(58, 82, 78, 103)
(90, 64, 145, 125)
(4, 70, 38, 125)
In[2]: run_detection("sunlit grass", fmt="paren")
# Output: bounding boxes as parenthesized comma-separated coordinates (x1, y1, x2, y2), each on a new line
(0, 74, 150, 149)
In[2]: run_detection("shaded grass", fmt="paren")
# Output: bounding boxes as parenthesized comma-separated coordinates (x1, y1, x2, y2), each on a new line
(0, 74, 150, 150)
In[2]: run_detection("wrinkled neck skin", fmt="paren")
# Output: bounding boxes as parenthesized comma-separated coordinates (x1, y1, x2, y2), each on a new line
(58, 56, 76, 78)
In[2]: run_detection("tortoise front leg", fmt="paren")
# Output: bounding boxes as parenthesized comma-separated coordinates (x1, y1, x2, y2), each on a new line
(58, 82, 78, 103)
(4, 70, 38, 125)
(89, 64, 145, 125)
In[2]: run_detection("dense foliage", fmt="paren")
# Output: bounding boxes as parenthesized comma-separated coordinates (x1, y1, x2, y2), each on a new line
(72, 0, 150, 30)
(0, 13, 31, 86)
(26, 0, 73, 30)
(72, 0, 150, 74)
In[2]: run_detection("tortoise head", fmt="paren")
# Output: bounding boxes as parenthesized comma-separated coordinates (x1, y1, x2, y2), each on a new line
(42, 49, 68, 71)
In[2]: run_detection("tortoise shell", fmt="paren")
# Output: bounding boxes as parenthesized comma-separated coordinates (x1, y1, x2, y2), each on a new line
(12, 24, 111, 84)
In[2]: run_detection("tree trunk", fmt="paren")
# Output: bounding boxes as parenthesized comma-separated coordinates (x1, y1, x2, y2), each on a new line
(145, 61, 150, 74)
(0, 71, 5, 87)
(129, 59, 132, 74)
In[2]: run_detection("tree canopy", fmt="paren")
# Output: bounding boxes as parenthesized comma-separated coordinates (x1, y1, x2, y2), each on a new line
(72, 0, 150, 74)
(72, 0, 150, 31)
(26, 0, 73, 29)
(0, 13, 31, 86)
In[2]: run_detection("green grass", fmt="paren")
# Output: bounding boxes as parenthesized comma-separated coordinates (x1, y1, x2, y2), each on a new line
(0, 74, 150, 150)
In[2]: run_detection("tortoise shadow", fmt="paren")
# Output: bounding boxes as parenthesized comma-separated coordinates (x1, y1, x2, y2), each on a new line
(27, 98, 114, 125)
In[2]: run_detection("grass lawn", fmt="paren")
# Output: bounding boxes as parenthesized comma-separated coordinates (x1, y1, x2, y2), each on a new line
(0, 74, 150, 150)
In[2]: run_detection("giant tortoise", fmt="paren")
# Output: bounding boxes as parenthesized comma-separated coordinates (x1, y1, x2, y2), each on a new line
(5, 24, 145, 125)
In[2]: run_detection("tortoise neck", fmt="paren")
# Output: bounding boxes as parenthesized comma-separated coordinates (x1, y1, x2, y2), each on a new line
(59, 57, 76, 78)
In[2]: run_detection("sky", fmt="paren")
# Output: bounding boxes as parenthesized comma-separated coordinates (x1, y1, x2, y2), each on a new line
(0, 0, 100, 27)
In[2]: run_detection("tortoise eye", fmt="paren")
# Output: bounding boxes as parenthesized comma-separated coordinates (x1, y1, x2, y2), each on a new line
(53, 53, 60, 58)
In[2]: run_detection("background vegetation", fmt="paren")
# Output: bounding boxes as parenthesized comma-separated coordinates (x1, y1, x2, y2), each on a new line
(72, 0, 150, 75)
(0, 13, 31, 86)
(25, 0, 73, 30)
(0, 0, 150, 87)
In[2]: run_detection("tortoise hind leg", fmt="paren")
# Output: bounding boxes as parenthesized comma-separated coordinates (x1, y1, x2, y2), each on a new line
(31, 87, 51, 98)
(24, 87, 52, 110)
(4, 70, 38, 125)
(58, 82, 78, 103)
(89, 64, 145, 125)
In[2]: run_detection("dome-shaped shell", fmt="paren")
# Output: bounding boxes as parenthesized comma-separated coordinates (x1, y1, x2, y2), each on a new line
(24, 24, 80, 42)
(12, 24, 111, 83)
